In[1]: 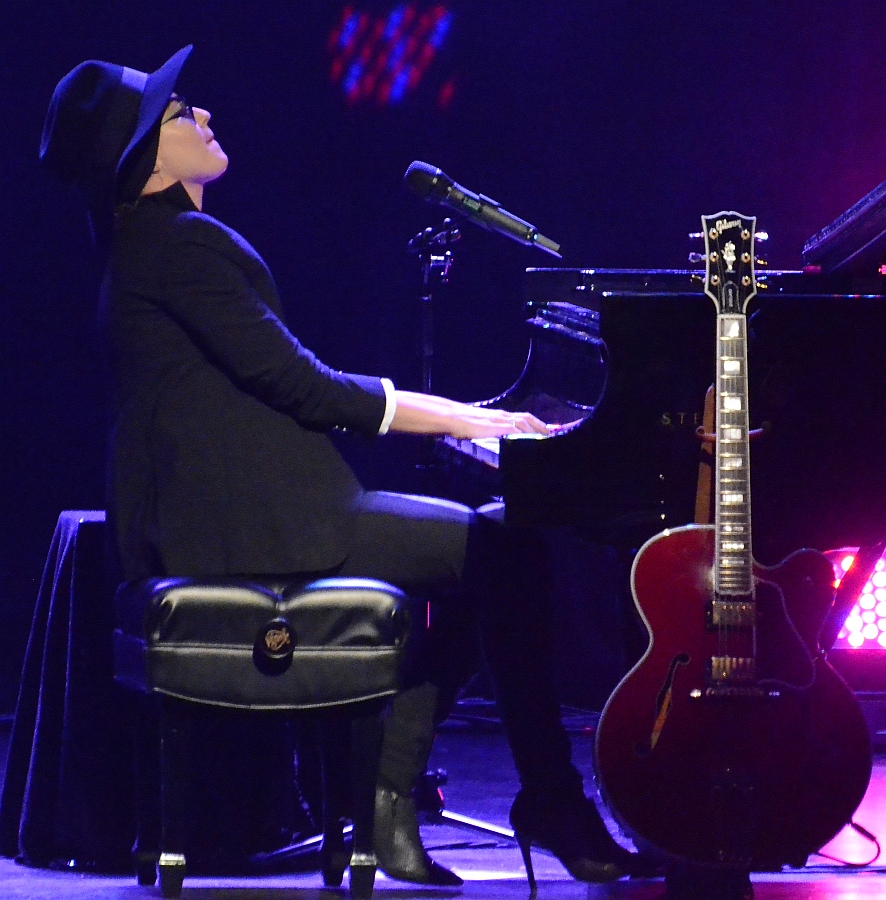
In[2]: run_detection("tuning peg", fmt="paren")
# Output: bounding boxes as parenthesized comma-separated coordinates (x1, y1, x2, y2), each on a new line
(755, 257, 768, 267)
(755, 231, 769, 242)
(687, 231, 704, 240)
(688, 252, 706, 264)
(690, 273, 705, 283)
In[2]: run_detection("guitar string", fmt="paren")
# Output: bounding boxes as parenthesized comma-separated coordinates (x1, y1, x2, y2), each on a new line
(715, 243, 752, 674)
(717, 249, 731, 669)
(724, 316, 743, 670)
(718, 266, 818, 694)
(728, 299, 750, 671)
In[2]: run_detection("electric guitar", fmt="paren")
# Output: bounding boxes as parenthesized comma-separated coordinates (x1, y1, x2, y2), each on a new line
(594, 212, 872, 870)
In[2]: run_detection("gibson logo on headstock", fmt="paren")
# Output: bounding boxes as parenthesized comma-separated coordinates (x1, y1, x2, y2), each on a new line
(714, 217, 741, 234)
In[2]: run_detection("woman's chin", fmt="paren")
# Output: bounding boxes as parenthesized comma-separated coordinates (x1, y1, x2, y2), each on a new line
(208, 153, 229, 181)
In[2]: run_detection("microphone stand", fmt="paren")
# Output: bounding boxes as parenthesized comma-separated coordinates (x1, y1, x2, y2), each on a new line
(406, 221, 524, 850)
(407, 218, 461, 395)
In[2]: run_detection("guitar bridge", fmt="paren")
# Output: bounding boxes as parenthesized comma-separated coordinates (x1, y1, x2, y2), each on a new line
(710, 656, 756, 683)
(694, 656, 761, 699)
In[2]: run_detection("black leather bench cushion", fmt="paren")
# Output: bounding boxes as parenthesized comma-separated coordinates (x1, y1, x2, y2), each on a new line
(113, 577, 410, 710)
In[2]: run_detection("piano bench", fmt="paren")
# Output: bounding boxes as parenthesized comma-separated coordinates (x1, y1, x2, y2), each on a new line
(113, 576, 411, 900)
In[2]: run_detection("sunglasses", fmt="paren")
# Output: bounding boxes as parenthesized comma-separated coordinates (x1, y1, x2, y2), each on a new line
(161, 96, 196, 126)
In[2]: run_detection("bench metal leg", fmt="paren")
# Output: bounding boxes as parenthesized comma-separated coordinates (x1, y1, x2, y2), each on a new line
(129, 694, 162, 885)
(348, 700, 385, 900)
(319, 711, 352, 887)
(157, 696, 191, 897)
(317, 699, 385, 900)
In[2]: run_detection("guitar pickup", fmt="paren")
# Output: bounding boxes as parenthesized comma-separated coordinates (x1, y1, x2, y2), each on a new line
(708, 599, 755, 629)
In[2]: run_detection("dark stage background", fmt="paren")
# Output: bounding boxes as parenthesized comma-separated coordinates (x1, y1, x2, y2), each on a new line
(3, 0, 886, 713)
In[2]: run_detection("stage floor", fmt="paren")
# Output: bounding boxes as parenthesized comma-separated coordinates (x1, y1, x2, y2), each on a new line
(1, 710, 883, 899)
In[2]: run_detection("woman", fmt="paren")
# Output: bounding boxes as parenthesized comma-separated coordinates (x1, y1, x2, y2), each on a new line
(40, 45, 644, 886)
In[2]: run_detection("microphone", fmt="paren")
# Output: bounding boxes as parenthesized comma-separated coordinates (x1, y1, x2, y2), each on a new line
(404, 161, 561, 257)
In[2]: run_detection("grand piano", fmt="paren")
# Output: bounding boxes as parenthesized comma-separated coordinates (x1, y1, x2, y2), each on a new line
(433, 265, 886, 708)
(439, 266, 886, 566)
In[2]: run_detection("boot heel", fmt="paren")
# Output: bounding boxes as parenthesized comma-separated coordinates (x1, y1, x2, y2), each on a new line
(320, 848, 350, 887)
(515, 833, 537, 897)
(321, 823, 350, 888)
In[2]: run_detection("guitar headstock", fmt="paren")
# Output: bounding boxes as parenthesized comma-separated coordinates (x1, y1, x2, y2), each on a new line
(701, 212, 757, 315)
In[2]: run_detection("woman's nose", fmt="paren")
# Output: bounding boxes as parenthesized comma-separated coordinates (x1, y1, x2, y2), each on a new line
(194, 107, 211, 125)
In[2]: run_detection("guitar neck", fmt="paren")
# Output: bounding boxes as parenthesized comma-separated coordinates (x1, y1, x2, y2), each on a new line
(714, 312, 753, 596)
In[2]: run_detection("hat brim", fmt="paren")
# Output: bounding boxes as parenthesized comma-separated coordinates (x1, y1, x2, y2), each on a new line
(117, 44, 192, 175)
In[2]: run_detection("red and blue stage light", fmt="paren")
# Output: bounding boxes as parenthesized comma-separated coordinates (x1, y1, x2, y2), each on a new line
(328, 4, 454, 107)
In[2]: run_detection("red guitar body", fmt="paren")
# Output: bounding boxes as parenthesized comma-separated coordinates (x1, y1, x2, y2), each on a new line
(595, 524, 872, 870)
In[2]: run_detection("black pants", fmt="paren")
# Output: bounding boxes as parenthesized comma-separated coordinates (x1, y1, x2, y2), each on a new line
(333, 490, 583, 801)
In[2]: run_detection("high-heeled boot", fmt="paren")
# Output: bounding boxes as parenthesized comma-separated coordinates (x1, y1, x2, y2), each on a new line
(373, 787, 463, 886)
(373, 684, 462, 886)
(509, 789, 644, 889)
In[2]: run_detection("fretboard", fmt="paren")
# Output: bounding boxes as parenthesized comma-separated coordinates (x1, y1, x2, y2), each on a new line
(714, 313, 753, 596)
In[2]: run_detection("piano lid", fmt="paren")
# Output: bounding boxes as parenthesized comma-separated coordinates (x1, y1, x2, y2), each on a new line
(439, 266, 886, 560)
(524, 267, 886, 304)
(802, 177, 886, 275)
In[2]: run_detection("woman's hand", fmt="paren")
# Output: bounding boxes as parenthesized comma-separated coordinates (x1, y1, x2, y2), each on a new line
(446, 405, 549, 439)
(389, 390, 550, 439)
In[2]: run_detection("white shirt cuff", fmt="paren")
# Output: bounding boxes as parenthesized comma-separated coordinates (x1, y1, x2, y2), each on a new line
(378, 378, 397, 435)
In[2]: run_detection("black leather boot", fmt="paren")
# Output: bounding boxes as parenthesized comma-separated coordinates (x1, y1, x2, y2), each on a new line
(510, 789, 650, 888)
(373, 787, 463, 886)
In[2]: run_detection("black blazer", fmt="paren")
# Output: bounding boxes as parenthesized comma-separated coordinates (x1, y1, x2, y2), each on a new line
(102, 183, 387, 579)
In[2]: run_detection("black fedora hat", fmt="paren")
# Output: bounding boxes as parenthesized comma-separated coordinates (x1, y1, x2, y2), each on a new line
(40, 45, 192, 209)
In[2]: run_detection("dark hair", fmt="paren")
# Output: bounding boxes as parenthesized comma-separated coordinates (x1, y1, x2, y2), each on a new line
(116, 126, 162, 205)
